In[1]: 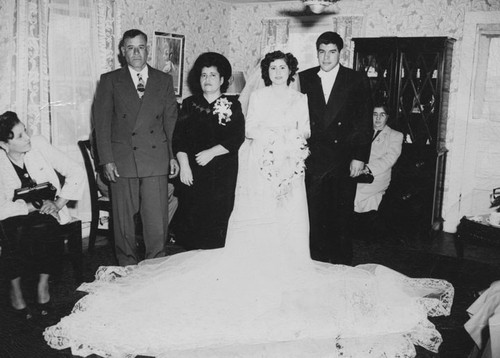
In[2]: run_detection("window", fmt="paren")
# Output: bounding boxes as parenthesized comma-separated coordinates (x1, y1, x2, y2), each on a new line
(48, 0, 99, 156)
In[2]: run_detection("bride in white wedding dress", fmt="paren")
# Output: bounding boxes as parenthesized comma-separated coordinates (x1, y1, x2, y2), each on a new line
(44, 51, 453, 358)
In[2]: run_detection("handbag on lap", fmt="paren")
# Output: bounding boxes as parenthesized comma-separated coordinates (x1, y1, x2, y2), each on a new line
(13, 182, 57, 209)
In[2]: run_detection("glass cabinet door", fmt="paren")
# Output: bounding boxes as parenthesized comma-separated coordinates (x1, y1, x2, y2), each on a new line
(353, 38, 397, 109)
(398, 51, 441, 147)
(352, 37, 455, 234)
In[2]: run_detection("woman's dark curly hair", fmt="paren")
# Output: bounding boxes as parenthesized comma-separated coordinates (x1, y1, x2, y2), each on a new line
(261, 51, 298, 86)
(188, 52, 232, 95)
(0, 111, 21, 143)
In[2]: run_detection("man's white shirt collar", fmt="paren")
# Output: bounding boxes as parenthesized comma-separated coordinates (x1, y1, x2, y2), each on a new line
(318, 64, 339, 102)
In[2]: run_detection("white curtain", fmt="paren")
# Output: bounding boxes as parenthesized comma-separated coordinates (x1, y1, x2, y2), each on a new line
(46, 0, 120, 221)
(331, 16, 364, 68)
(0, 0, 50, 135)
(0, 0, 119, 144)
(260, 18, 290, 56)
(47, 0, 120, 154)
(0, 0, 16, 115)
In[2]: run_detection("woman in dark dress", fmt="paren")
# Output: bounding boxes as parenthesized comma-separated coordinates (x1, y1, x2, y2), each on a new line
(172, 52, 245, 249)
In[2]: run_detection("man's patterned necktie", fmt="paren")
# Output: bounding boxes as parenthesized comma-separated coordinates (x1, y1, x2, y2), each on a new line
(137, 73, 145, 98)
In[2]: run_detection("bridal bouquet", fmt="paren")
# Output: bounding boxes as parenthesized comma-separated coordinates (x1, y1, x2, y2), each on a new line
(213, 97, 233, 126)
(259, 130, 309, 197)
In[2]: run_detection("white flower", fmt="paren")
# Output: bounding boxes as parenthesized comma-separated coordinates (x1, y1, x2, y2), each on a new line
(259, 131, 309, 197)
(213, 97, 233, 126)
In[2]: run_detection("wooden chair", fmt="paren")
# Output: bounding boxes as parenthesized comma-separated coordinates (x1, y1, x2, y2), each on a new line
(78, 140, 112, 253)
(60, 219, 84, 283)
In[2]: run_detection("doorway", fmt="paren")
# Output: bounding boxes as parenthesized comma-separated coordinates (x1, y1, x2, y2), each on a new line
(444, 12, 500, 232)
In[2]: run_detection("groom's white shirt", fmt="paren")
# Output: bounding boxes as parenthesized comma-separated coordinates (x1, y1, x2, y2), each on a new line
(318, 64, 339, 102)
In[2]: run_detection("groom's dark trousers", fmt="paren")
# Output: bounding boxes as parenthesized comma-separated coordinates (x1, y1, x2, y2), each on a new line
(299, 65, 372, 265)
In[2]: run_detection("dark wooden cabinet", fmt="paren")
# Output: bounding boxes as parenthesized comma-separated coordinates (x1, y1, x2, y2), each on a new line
(352, 37, 455, 235)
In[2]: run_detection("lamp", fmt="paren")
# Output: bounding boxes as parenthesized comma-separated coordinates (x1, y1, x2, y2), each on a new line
(226, 71, 246, 95)
(303, 0, 339, 14)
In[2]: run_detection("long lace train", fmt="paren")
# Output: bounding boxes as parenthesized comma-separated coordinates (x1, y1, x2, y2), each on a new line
(44, 252, 453, 358)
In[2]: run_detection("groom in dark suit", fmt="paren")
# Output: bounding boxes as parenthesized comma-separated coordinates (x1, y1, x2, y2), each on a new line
(299, 31, 372, 264)
(94, 29, 179, 266)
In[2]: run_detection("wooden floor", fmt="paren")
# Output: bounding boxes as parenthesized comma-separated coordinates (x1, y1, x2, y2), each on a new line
(1, 229, 499, 358)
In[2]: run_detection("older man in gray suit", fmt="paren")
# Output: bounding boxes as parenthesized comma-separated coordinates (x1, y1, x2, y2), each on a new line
(94, 29, 179, 266)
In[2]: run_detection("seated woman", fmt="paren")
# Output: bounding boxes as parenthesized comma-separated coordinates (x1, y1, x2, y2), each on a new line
(354, 103, 403, 237)
(0, 111, 85, 319)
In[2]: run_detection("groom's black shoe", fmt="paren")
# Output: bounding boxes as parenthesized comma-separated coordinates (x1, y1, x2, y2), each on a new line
(329, 235, 353, 266)
(310, 248, 330, 263)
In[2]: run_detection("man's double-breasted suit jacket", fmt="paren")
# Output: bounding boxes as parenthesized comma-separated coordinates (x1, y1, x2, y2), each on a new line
(94, 65, 178, 178)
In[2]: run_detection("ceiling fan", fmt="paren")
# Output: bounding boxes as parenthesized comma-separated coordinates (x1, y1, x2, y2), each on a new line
(279, 0, 340, 16)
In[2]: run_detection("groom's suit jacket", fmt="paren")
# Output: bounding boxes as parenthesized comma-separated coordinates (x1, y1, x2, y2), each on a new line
(94, 64, 177, 178)
(299, 65, 372, 177)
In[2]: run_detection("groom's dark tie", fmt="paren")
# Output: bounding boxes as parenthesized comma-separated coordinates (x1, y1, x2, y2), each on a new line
(372, 130, 381, 142)
(137, 73, 145, 98)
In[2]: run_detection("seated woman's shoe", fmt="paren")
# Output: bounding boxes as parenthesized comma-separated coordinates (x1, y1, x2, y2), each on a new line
(12, 306, 33, 320)
(37, 301, 52, 316)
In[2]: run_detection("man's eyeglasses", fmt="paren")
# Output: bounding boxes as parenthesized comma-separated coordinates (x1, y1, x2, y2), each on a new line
(373, 113, 387, 118)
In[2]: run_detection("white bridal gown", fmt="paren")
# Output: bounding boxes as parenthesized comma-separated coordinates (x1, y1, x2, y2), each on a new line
(44, 86, 453, 358)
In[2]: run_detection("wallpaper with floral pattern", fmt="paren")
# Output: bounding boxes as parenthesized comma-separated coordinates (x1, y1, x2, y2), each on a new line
(119, 0, 232, 97)
(228, 0, 498, 74)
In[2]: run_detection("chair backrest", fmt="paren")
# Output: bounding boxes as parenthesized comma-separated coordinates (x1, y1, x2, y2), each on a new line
(77, 140, 100, 208)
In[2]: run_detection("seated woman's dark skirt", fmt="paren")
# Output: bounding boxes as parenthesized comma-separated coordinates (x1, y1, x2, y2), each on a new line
(0, 213, 64, 279)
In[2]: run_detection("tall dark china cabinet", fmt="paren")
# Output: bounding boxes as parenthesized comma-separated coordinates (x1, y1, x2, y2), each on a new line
(352, 37, 455, 236)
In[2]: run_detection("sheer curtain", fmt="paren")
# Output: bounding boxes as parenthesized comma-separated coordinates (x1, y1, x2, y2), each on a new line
(332, 16, 364, 68)
(0, 0, 120, 221)
(0, 0, 50, 135)
(47, 0, 120, 221)
(260, 18, 290, 55)
(0, 0, 16, 114)
(48, 0, 119, 155)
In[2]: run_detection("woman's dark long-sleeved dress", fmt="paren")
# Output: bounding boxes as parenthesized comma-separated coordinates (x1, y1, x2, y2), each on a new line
(172, 94, 245, 249)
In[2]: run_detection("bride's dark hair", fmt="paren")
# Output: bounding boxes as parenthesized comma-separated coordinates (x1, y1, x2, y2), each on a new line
(261, 51, 298, 86)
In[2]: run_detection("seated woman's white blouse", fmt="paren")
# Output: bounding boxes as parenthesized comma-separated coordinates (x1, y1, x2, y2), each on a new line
(0, 136, 85, 223)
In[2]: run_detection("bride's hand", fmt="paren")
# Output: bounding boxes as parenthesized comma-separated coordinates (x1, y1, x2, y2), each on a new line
(195, 149, 215, 167)
(180, 166, 194, 186)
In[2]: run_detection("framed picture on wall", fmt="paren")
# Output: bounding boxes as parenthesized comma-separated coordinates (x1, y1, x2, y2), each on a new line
(152, 32, 185, 96)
